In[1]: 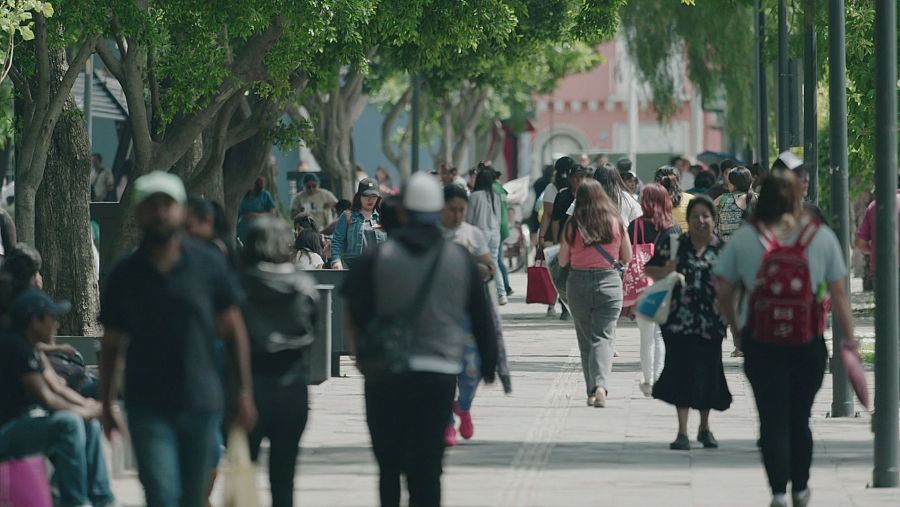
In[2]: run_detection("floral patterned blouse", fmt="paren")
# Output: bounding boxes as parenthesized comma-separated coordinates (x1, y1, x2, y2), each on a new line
(647, 233, 727, 340)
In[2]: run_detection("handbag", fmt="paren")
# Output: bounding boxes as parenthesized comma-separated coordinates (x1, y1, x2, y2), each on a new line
(526, 259, 557, 305)
(0, 456, 53, 507)
(355, 243, 445, 375)
(622, 218, 654, 307)
(543, 244, 568, 303)
(636, 233, 682, 324)
(223, 427, 259, 507)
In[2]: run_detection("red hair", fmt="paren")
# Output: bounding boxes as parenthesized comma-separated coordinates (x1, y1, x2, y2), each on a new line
(640, 183, 675, 230)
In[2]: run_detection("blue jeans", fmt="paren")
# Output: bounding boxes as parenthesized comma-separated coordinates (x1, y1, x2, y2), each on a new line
(0, 410, 114, 507)
(127, 404, 222, 507)
(497, 245, 511, 293)
(450, 337, 481, 424)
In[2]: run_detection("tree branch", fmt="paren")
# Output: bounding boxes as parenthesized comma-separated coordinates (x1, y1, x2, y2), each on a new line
(381, 85, 412, 168)
(95, 40, 123, 81)
(147, 48, 163, 142)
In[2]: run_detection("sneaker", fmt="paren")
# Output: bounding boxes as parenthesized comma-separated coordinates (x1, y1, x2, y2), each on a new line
(498, 294, 509, 306)
(769, 494, 788, 507)
(559, 309, 571, 321)
(791, 489, 811, 507)
(546, 306, 557, 317)
(669, 433, 690, 450)
(697, 429, 719, 449)
(593, 388, 607, 408)
(506, 287, 514, 296)
(639, 382, 653, 397)
(587, 395, 596, 406)
(458, 410, 474, 440)
(444, 424, 458, 447)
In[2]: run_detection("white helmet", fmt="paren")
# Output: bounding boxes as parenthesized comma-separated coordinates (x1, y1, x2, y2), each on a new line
(403, 172, 444, 213)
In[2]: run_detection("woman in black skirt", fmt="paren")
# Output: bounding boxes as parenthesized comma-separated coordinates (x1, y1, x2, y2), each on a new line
(646, 195, 732, 450)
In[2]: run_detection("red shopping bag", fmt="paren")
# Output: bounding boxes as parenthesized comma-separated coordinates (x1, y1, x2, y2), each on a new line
(526, 260, 557, 305)
(623, 218, 654, 307)
(0, 456, 53, 507)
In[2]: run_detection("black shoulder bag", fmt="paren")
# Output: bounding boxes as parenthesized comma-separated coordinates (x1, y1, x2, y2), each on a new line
(356, 242, 445, 376)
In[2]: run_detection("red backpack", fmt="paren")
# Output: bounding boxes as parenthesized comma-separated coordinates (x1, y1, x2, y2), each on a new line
(747, 219, 823, 345)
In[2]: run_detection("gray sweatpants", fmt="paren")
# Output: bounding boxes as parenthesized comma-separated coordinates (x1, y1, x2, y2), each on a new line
(566, 269, 623, 395)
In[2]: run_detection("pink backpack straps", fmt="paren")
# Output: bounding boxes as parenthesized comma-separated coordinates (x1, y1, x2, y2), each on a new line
(795, 219, 821, 250)
(752, 220, 780, 252)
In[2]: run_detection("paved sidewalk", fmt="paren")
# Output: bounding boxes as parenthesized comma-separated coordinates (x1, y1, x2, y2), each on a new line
(112, 272, 900, 506)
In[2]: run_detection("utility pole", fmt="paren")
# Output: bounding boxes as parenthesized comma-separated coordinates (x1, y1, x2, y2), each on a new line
(872, 0, 899, 488)
(410, 73, 421, 173)
(827, 0, 853, 418)
(777, 0, 789, 152)
(802, 0, 817, 204)
(754, 0, 769, 168)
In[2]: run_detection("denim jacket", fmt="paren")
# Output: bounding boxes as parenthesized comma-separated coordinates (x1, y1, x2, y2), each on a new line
(332, 209, 386, 262)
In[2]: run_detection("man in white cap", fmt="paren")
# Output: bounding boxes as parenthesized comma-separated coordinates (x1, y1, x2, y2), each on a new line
(99, 171, 257, 507)
(341, 172, 498, 507)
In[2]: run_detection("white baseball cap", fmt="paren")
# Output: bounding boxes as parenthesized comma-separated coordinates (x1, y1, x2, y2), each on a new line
(133, 171, 187, 207)
(403, 172, 444, 213)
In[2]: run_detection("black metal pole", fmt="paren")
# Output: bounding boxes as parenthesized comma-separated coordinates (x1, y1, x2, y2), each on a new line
(827, 0, 853, 418)
(755, 0, 769, 168)
(411, 73, 421, 173)
(872, 0, 899, 488)
(803, 0, 818, 204)
(777, 0, 789, 152)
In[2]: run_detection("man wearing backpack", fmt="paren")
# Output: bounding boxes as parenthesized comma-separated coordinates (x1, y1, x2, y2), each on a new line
(714, 170, 858, 507)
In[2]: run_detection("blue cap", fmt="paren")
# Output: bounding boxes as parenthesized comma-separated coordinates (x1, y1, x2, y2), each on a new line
(12, 288, 71, 327)
(302, 173, 320, 185)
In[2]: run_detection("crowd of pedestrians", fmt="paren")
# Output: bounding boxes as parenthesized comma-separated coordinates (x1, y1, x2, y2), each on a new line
(0, 145, 874, 507)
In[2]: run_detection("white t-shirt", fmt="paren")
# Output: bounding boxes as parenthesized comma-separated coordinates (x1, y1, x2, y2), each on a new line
(542, 183, 559, 204)
(442, 222, 490, 257)
(713, 219, 847, 328)
(680, 171, 695, 193)
(295, 251, 324, 270)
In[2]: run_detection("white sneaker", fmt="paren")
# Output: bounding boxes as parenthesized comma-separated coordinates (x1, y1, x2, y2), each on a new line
(498, 294, 509, 306)
(546, 306, 557, 317)
(792, 489, 810, 507)
(769, 494, 788, 507)
(639, 382, 653, 397)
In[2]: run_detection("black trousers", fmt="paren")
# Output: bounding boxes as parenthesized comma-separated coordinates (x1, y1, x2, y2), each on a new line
(365, 371, 456, 507)
(744, 336, 827, 495)
(248, 377, 309, 507)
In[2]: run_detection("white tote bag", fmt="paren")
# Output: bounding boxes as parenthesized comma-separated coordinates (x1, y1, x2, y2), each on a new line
(635, 233, 683, 325)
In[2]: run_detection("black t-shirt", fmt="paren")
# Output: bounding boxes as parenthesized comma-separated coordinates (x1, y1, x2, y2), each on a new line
(0, 333, 43, 426)
(628, 218, 682, 246)
(551, 188, 576, 241)
(100, 238, 241, 413)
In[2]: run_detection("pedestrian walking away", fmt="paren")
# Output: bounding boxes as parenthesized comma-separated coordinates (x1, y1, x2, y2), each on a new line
(331, 178, 386, 270)
(626, 183, 682, 396)
(241, 217, 319, 507)
(559, 179, 632, 408)
(466, 163, 507, 304)
(537, 157, 576, 318)
(714, 169, 857, 507)
(655, 165, 694, 232)
(99, 171, 257, 507)
(646, 194, 732, 451)
(714, 166, 755, 241)
(342, 173, 498, 507)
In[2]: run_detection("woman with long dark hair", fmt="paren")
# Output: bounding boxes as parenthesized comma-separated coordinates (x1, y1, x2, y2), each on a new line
(559, 179, 632, 408)
(646, 195, 731, 451)
(294, 229, 325, 270)
(466, 164, 506, 303)
(331, 178, 386, 270)
(628, 183, 681, 396)
(714, 170, 855, 507)
(714, 166, 755, 241)
(593, 164, 642, 226)
(655, 166, 693, 231)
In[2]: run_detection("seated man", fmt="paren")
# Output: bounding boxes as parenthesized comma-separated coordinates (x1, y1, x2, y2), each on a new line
(0, 288, 116, 507)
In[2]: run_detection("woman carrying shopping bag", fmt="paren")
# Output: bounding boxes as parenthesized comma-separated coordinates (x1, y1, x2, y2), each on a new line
(625, 183, 682, 396)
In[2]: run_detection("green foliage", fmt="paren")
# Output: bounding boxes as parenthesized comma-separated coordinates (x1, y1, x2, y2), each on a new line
(0, 0, 53, 84)
(620, 0, 756, 143)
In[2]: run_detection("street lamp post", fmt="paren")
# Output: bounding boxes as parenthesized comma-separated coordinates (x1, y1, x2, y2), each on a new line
(411, 73, 421, 173)
(827, 0, 853, 418)
(777, 0, 789, 152)
(754, 0, 769, 169)
(871, 0, 899, 488)
(802, 0, 817, 204)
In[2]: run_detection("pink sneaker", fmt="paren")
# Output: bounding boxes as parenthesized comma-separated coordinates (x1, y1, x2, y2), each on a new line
(458, 410, 474, 440)
(444, 424, 457, 447)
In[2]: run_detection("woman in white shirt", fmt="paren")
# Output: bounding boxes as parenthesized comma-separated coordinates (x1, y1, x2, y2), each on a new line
(294, 229, 325, 270)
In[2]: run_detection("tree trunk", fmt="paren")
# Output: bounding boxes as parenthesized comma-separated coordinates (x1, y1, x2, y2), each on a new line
(35, 98, 100, 336)
(223, 132, 274, 231)
(381, 86, 412, 180)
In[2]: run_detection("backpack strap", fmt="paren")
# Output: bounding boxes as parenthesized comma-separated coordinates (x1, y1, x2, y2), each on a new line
(345, 210, 352, 226)
(752, 220, 780, 252)
(795, 219, 821, 250)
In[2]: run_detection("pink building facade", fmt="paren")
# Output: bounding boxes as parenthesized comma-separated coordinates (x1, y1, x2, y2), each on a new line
(528, 39, 724, 181)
